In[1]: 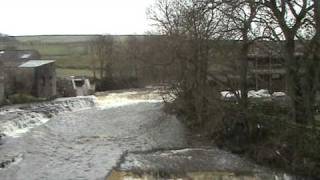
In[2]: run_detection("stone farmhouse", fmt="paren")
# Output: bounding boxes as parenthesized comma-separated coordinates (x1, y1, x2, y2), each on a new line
(0, 50, 56, 104)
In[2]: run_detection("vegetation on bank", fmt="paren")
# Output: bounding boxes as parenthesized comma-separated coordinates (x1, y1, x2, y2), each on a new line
(165, 87, 320, 178)
(5, 93, 47, 105)
(0, 1, 319, 177)
(150, 0, 320, 178)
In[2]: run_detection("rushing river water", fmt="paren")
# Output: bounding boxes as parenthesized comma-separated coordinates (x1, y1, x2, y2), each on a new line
(108, 171, 293, 180)
(0, 88, 311, 180)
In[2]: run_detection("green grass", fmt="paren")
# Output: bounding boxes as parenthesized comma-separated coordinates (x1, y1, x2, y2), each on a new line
(3, 35, 149, 70)
(2, 35, 151, 78)
(54, 56, 92, 69)
(56, 68, 95, 78)
(13, 41, 92, 69)
(15, 35, 99, 43)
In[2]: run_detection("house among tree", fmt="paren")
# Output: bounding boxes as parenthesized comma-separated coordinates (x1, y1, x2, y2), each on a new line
(248, 42, 286, 92)
(211, 41, 307, 93)
(248, 42, 306, 92)
(0, 50, 56, 102)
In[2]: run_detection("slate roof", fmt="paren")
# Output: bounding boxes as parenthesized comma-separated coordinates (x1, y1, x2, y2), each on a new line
(19, 60, 55, 68)
(0, 50, 41, 68)
(0, 50, 40, 60)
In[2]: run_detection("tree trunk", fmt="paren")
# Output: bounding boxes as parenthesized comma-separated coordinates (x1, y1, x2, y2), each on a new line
(239, 40, 249, 109)
(285, 38, 297, 122)
(284, 38, 308, 124)
(296, 0, 320, 126)
(99, 58, 104, 79)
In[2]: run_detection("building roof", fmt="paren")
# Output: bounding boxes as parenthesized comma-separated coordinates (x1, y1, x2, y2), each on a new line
(0, 50, 40, 61)
(0, 49, 41, 68)
(19, 60, 55, 68)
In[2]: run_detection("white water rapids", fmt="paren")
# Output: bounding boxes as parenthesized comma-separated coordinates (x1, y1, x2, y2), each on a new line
(0, 96, 96, 137)
(0, 89, 164, 138)
(0, 88, 186, 180)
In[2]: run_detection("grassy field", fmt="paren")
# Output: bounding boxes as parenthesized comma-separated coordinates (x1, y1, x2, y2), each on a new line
(2, 35, 150, 78)
(14, 35, 99, 43)
(2, 36, 94, 76)
(56, 68, 94, 78)
(15, 42, 92, 68)
(14, 34, 142, 43)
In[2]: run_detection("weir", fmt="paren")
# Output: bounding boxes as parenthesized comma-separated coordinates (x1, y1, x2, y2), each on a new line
(0, 96, 96, 137)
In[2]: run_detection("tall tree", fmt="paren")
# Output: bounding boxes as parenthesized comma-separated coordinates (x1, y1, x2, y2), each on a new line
(149, 0, 223, 124)
(90, 35, 114, 79)
(220, 0, 260, 109)
(262, 0, 315, 123)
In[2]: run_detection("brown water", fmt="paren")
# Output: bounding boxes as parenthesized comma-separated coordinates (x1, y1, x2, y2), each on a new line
(108, 170, 290, 180)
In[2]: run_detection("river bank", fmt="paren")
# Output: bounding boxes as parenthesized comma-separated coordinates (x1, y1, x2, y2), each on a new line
(0, 88, 314, 180)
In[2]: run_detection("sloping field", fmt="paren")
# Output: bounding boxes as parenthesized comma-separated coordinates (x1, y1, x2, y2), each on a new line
(2, 35, 157, 78)
(15, 35, 99, 43)
(2, 35, 97, 76)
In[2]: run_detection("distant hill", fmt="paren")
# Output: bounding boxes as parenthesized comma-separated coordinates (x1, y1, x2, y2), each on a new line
(1, 34, 151, 78)
(13, 34, 147, 44)
(14, 35, 98, 43)
(0, 34, 17, 42)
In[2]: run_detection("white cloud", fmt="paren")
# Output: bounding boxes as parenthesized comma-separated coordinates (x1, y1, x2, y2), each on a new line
(0, 0, 155, 35)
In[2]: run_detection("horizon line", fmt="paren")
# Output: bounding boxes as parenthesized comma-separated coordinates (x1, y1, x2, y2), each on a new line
(10, 33, 160, 37)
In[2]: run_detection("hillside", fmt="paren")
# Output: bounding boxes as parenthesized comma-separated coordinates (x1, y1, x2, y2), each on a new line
(1, 35, 96, 76)
(14, 35, 99, 43)
(1, 35, 147, 78)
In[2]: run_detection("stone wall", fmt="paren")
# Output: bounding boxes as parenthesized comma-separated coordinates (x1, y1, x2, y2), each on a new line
(0, 67, 4, 105)
(4, 67, 35, 96)
(34, 63, 56, 98)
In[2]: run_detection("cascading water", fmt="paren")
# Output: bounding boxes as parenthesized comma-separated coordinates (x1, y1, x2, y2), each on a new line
(0, 109, 49, 137)
(96, 90, 163, 109)
(0, 88, 310, 180)
(0, 96, 97, 138)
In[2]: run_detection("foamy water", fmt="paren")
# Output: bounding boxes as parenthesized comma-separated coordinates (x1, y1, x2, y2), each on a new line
(96, 90, 164, 109)
(0, 96, 96, 138)
(0, 90, 166, 138)
(0, 111, 50, 137)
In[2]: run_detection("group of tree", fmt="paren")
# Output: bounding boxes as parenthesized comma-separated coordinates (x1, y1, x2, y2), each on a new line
(89, 35, 114, 80)
(149, 0, 319, 127)
(148, 0, 320, 176)
(89, 34, 181, 90)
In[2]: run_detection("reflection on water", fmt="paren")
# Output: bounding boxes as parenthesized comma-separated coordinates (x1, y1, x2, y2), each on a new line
(108, 170, 292, 180)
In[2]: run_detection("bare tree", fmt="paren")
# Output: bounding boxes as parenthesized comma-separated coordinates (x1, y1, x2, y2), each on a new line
(218, 0, 261, 110)
(149, 0, 224, 124)
(261, 0, 315, 123)
(89, 35, 114, 80)
(126, 36, 141, 79)
(304, 0, 320, 127)
(149, 0, 319, 126)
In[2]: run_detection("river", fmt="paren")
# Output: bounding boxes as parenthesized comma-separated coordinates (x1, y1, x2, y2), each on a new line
(0, 88, 309, 180)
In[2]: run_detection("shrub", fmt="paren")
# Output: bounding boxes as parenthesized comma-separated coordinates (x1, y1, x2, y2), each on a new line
(167, 88, 320, 178)
(7, 93, 46, 104)
(95, 77, 140, 91)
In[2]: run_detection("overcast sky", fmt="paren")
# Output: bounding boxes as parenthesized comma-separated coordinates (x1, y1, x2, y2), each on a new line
(1, 0, 155, 36)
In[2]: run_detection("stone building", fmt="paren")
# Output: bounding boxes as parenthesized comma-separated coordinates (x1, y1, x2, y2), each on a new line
(19, 60, 56, 98)
(248, 42, 306, 92)
(248, 43, 286, 92)
(211, 41, 307, 92)
(57, 76, 94, 97)
(0, 61, 4, 104)
(0, 50, 56, 100)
